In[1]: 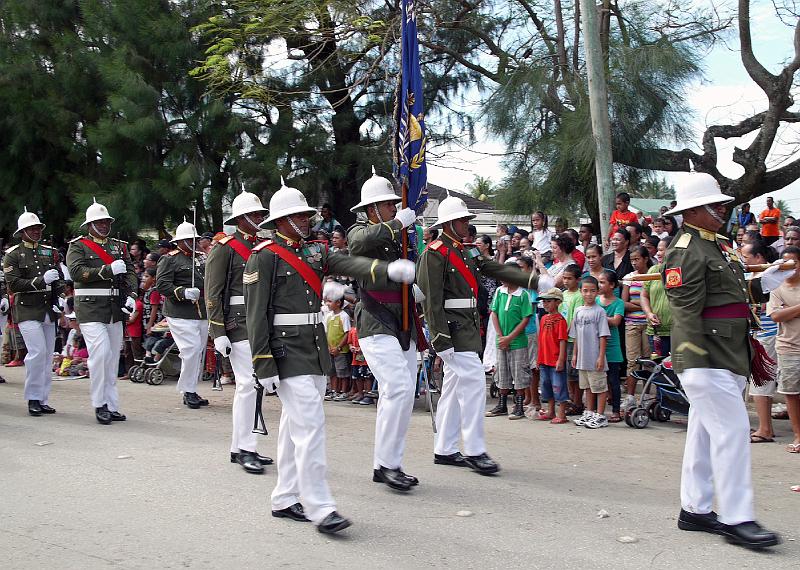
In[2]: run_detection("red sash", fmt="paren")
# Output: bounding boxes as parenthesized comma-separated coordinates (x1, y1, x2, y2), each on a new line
(80, 238, 115, 264)
(264, 243, 322, 298)
(226, 238, 252, 261)
(431, 243, 478, 299)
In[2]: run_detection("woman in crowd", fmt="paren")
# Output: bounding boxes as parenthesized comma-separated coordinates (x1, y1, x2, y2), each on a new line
(548, 234, 577, 288)
(622, 246, 653, 408)
(582, 243, 605, 281)
(602, 228, 633, 283)
(640, 238, 673, 358)
(662, 215, 679, 236)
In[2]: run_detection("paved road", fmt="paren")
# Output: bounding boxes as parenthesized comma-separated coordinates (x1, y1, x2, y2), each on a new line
(0, 367, 797, 569)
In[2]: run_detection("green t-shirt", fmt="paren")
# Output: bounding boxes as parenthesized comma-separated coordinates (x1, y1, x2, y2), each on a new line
(490, 286, 534, 350)
(597, 296, 625, 363)
(559, 289, 583, 342)
(644, 264, 672, 337)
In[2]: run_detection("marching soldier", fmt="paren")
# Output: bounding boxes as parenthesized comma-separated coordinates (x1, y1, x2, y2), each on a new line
(205, 189, 274, 473)
(662, 172, 790, 549)
(2, 208, 66, 415)
(417, 196, 553, 475)
(155, 219, 209, 410)
(347, 169, 420, 491)
(244, 181, 415, 534)
(67, 199, 137, 425)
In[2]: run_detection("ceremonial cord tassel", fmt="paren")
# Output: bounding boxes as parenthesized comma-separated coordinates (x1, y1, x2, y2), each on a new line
(252, 374, 268, 435)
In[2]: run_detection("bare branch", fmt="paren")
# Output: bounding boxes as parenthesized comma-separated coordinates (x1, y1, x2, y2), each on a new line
(739, 0, 778, 93)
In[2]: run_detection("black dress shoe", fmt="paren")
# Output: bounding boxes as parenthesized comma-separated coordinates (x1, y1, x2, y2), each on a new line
(39, 403, 56, 414)
(678, 510, 725, 534)
(272, 503, 309, 522)
(109, 411, 126, 421)
(398, 470, 419, 486)
(95, 406, 112, 425)
(464, 452, 500, 475)
(372, 467, 412, 491)
(434, 452, 468, 467)
(719, 521, 781, 549)
(230, 451, 274, 465)
(28, 400, 43, 417)
(196, 394, 209, 406)
(183, 393, 201, 409)
(317, 511, 352, 535)
(236, 451, 265, 474)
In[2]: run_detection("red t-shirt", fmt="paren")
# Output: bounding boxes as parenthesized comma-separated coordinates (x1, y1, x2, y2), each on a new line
(126, 299, 145, 338)
(348, 328, 367, 365)
(609, 209, 639, 233)
(537, 313, 568, 367)
(572, 248, 586, 271)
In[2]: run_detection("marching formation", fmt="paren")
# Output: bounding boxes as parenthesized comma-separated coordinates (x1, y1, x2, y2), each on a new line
(1, 171, 796, 547)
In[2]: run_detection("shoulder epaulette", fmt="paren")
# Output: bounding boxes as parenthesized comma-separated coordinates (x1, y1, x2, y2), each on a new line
(218, 235, 234, 244)
(69, 236, 85, 244)
(674, 233, 692, 249)
(252, 240, 273, 252)
(167, 249, 180, 256)
(429, 240, 444, 251)
(5, 244, 19, 253)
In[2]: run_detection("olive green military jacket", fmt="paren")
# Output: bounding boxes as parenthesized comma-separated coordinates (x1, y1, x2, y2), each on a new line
(66, 236, 137, 324)
(204, 230, 257, 343)
(347, 218, 418, 342)
(662, 223, 764, 377)
(417, 233, 544, 354)
(3, 241, 66, 322)
(156, 249, 207, 320)
(244, 234, 393, 380)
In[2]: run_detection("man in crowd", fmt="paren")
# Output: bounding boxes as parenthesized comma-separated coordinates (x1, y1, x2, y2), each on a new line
(155, 219, 208, 410)
(759, 196, 781, 245)
(67, 199, 137, 424)
(663, 172, 791, 549)
(244, 180, 415, 534)
(3, 208, 67, 415)
(205, 189, 273, 474)
(311, 203, 340, 235)
(347, 168, 420, 492)
(417, 196, 553, 475)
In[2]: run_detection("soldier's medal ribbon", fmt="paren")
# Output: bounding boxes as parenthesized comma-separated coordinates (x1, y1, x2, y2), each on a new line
(665, 267, 683, 289)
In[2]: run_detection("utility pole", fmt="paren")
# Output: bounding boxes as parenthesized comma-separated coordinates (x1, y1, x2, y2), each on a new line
(579, 0, 614, 245)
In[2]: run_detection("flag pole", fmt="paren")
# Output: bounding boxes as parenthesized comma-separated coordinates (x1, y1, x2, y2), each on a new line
(401, 182, 410, 332)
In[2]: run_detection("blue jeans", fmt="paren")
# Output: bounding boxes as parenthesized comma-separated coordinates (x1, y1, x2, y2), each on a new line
(539, 364, 569, 403)
(607, 362, 622, 413)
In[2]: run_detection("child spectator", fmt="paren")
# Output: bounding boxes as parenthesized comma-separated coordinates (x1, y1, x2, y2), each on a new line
(347, 325, 374, 405)
(641, 238, 673, 358)
(597, 270, 625, 422)
(622, 246, 652, 409)
(767, 246, 800, 453)
(486, 267, 533, 420)
(569, 277, 610, 428)
(608, 192, 638, 239)
(123, 288, 145, 376)
(516, 256, 541, 412)
(324, 297, 351, 401)
(559, 264, 584, 412)
(537, 288, 569, 424)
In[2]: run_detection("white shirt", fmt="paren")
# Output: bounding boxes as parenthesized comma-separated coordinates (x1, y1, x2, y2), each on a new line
(531, 228, 554, 253)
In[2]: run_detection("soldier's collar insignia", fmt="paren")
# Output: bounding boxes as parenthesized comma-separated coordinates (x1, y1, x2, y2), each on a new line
(275, 231, 302, 248)
(237, 229, 256, 243)
(22, 240, 37, 248)
(442, 230, 463, 249)
(91, 236, 108, 244)
(665, 267, 683, 288)
(684, 223, 716, 241)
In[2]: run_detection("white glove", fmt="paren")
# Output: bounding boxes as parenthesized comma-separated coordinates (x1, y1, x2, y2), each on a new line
(214, 335, 232, 357)
(184, 287, 201, 301)
(51, 304, 63, 315)
(387, 259, 416, 284)
(394, 207, 417, 229)
(412, 283, 425, 303)
(43, 269, 60, 284)
(760, 260, 794, 293)
(125, 296, 136, 313)
(323, 281, 346, 301)
(259, 376, 280, 393)
(438, 347, 456, 362)
(0, 297, 9, 315)
(109, 259, 127, 275)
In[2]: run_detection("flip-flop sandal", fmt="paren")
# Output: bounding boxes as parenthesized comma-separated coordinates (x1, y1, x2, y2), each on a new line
(550, 417, 569, 424)
(750, 434, 775, 443)
(786, 443, 800, 453)
(608, 415, 623, 423)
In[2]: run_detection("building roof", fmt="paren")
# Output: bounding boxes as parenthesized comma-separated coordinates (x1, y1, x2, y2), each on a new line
(425, 183, 493, 211)
(630, 198, 672, 216)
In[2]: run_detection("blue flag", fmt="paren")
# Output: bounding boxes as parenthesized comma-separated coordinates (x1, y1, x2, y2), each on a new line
(394, 0, 427, 213)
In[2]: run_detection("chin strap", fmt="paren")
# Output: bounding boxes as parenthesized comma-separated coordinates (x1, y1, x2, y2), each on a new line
(371, 204, 384, 224)
(704, 205, 726, 225)
(90, 222, 109, 238)
(288, 217, 309, 239)
(242, 213, 261, 234)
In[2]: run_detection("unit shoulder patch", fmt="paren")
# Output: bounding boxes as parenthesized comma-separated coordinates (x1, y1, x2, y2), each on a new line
(674, 233, 692, 249)
(665, 267, 683, 288)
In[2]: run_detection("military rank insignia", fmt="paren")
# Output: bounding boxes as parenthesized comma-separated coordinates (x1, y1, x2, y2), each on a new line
(665, 267, 683, 288)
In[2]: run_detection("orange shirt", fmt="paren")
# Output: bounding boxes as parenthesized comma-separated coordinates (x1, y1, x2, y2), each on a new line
(609, 209, 638, 233)
(759, 208, 781, 237)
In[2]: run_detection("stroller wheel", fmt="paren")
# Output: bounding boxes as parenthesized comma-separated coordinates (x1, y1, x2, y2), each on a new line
(150, 368, 165, 385)
(144, 369, 154, 385)
(630, 407, 650, 429)
(647, 401, 658, 420)
(624, 408, 633, 427)
(134, 366, 146, 383)
(202, 371, 213, 382)
(128, 365, 139, 382)
(655, 406, 671, 422)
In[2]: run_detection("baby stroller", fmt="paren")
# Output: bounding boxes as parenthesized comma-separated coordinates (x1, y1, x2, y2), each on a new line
(129, 341, 181, 385)
(625, 355, 690, 429)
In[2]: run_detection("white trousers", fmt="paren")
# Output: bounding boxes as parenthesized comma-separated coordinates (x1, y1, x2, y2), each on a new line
(680, 368, 755, 525)
(18, 316, 56, 403)
(81, 321, 123, 411)
(360, 335, 417, 470)
(166, 317, 208, 394)
(271, 374, 336, 525)
(229, 339, 260, 454)
(434, 351, 487, 457)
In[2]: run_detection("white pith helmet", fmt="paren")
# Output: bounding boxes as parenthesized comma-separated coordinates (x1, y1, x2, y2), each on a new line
(350, 166, 401, 212)
(171, 218, 202, 243)
(665, 163, 733, 215)
(81, 197, 115, 227)
(431, 195, 476, 228)
(15, 207, 45, 236)
(261, 177, 316, 227)
(224, 186, 268, 225)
